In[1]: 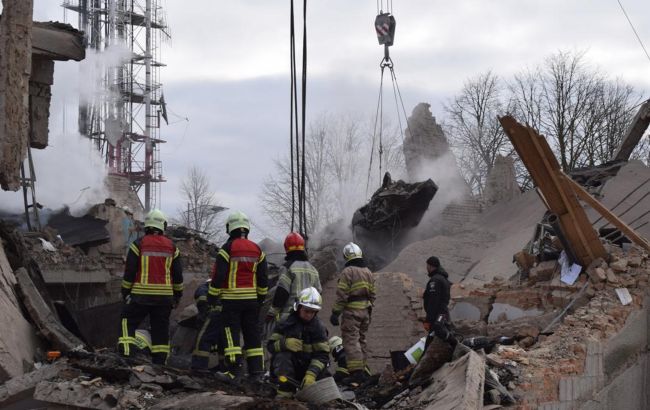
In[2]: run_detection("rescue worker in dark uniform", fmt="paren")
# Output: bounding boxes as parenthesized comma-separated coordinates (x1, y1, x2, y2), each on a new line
(118, 209, 183, 365)
(191, 279, 225, 371)
(422, 256, 456, 346)
(207, 211, 268, 383)
(265, 231, 321, 324)
(268, 287, 330, 398)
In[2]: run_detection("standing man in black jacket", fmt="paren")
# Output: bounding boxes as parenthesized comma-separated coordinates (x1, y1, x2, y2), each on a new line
(422, 256, 456, 346)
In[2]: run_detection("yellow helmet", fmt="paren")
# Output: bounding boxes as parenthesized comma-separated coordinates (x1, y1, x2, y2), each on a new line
(226, 210, 250, 234)
(144, 209, 167, 232)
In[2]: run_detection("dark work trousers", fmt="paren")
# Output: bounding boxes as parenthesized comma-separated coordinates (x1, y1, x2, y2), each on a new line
(221, 299, 264, 375)
(272, 352, 326, 395)
(191, 310, 224, 369)
(118, 302, 172, 365)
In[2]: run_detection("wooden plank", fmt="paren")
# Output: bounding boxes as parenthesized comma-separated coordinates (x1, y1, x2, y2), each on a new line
(613, 100, 650, 161)
(499, 116, 607, 266)
(563, 175, 650, 252)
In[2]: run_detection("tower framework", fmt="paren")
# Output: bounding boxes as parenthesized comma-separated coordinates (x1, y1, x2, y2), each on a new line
(62, 0, 170, 211)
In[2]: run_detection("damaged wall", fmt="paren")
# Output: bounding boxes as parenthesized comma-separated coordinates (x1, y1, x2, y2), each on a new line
(0, 0, 33, 191)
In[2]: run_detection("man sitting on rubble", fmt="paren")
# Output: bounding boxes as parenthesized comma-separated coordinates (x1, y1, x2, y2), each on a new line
(118, 209, 183, 365)
(422, 256, 457, 347)
(267, 287, 330, 398)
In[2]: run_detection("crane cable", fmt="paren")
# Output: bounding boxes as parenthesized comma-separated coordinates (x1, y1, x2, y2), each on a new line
(289, 0, 308, 237)
(366, 7, 409, 197)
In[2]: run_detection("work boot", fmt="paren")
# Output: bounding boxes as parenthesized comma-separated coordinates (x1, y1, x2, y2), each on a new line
(214, 365, 242, 386)
(342, 370, 368, 388)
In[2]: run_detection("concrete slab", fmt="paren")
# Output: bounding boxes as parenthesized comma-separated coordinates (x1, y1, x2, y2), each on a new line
(417, 350, 486, 410)
(14, 267, 84, 351)
(41, 269, 111, 284)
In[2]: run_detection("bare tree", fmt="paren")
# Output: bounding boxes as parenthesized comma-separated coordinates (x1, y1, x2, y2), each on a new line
(262, 112, 405, 234)
(177, 166, 225, 242)
(445, 70, 513, 195)
(509, 50, 641, 171)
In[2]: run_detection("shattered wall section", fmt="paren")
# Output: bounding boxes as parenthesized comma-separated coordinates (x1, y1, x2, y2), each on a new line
(0, 0, 34, 191)
(28, 57, 53, 149)
(483, 154, 520, 206)
(403, 103, 450, 180)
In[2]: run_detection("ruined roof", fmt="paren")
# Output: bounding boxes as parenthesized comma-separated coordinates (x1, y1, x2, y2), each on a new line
(32, 21, 85, 61)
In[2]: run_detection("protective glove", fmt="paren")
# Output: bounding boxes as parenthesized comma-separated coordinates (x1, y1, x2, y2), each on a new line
(284, 337, 303, 352)
(422, 321, 431, 332)
(172, 296, 181, 309)
(121, 288, 130, 301)
(301, 371, 316, 388)
(257, 294, 266, 305)
(330, 313, 340, 326)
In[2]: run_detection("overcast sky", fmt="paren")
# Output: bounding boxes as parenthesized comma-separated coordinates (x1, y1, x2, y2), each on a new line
(3, 0, 649, 241)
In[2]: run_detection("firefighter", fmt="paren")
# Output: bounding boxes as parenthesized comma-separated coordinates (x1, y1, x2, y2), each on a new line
(422, 256, 456, 346)
(328, 336, 348, 382)
(191, 279, 225, 372)
(329, 242, 376, 386)
(118, 209, 183, 365)
(265, 232, 321, 324)
(328, 336, 373, 383)
(207, 211, 268, 383)
(267, 287, 330, 398)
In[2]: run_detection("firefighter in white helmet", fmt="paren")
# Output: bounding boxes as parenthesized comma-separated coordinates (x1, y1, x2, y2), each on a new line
(330, 242, 376, 386)
(267, 287, 330, 398)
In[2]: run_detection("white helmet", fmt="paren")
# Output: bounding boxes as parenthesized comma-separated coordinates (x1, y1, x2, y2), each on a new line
(328, 336, 343, 350)
(343, 242, 363, 261)
(293, 287, 322, 311)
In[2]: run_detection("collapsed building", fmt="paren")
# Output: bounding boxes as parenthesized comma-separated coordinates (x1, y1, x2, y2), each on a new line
(1, 1, 650, 409)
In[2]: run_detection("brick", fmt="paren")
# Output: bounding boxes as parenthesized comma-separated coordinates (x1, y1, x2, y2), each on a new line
(609, 258, 628, 272)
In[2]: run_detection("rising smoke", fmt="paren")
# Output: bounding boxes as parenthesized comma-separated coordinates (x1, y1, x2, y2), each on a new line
(0, 44, 133, 218)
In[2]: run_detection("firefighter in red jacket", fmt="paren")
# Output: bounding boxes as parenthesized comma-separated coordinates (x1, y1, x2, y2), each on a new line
(118, 209, 183, 365)
(209, 211, 268, 383)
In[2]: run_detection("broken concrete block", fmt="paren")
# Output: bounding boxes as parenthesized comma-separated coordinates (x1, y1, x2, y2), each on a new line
(606, 268, 619, 284)
(14, 267, 84, 351)
(416, 349, 485, 410)
(0, 249, 40, 383)
(627, 255, 642, 268)
(588, 267, 607, 283)
(150, 391, 254, 410)
(609, 258, 628, 272)
(0, 361, 65, 407)
(529, 260, 557, 283)
(33, 381, 142, 409)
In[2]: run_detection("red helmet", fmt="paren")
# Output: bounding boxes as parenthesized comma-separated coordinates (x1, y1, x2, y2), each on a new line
(284, 232, 305, 252)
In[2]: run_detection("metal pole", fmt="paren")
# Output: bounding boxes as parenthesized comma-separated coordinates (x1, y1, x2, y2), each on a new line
(144, 0, 152, 211)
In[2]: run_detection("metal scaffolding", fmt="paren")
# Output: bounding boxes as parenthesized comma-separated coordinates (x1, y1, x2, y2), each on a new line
(62, 0, 170, 211)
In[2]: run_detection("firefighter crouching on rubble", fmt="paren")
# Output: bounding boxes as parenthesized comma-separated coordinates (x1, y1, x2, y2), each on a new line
(268, 287, 330, 398)
(205, 211, 268, 383)
(118, 209, 183, 365)
(190, 279, 226, 372)
(330, 242, 376, 385)
(422, 256, 457, 347)
(266, 232, 322, 324)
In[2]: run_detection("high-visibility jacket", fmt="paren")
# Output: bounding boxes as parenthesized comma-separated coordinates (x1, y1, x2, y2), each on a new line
(333, 260, 376, 314)
(209, 236, 268, 301)
(271, 257, 321, 317)
(121, 234, 183, 304)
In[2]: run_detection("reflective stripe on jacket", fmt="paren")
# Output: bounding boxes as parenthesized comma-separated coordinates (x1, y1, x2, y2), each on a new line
(333, 265, 376, 313)
(121, 234, 183, 300)
(209, 237, 269, 301)
(276, 260, 321, 313)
